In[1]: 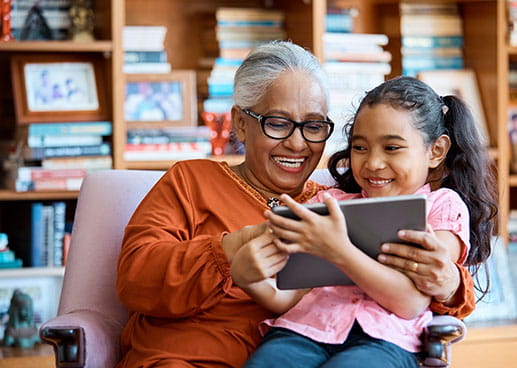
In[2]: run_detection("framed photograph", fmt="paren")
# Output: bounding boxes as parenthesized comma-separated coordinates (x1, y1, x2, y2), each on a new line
(11, 53, 109, 124)
(124, 71, 197, 127)
(417, 69, 489, 145)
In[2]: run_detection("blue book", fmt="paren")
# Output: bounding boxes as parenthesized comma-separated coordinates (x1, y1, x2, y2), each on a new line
(124, 51, 168, 63)
(214, 57, 243, 67)
(208, 83, 234, 97)
(28, 121, 112, 136)
(217, 20, 283, 27)
(25, 142, 112, 160)
(53, 201, 66, 267)
(30, 202, 45, 267)
(402, 56, 464, 70)
(401, 35, 464, 49)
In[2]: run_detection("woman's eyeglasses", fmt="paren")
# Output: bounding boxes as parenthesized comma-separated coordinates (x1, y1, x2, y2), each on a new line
(241, 108, 334, 143)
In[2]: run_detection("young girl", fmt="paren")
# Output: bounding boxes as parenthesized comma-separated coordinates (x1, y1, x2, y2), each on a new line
(239, 76, 497, 368)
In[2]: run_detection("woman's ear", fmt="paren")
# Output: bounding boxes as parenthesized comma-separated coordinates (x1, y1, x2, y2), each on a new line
(231, 105, 246, 143)
(429, 134, 451, 168)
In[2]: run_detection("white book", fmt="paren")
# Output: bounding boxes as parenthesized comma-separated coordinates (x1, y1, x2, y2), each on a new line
(323, 32, 389, 46)
(123, 62, 172, 74)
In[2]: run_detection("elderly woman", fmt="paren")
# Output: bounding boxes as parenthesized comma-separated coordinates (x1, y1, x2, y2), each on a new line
(115, 41, 474, 368)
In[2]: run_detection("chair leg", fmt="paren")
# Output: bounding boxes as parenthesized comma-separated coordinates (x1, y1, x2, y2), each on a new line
(421, 324, 464, 367)
(40, 327, 85, 368)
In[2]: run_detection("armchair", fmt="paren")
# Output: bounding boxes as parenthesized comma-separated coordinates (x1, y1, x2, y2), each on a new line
(39, 169, 466, 368)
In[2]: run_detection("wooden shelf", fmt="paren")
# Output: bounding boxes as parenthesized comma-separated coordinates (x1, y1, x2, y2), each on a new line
(0, 267, 65, 278)
(0, 40, 113, 53)
(0, 190, 79, 201)
(509, 175, 517, 187)
(124, 155, 245, 170)
(452, 322, 517, 368)
(0, 343, 54, 368)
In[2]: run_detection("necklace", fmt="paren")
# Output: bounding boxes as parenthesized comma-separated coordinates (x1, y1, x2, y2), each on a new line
(267, 197, 280, 208)
(233, 164, 280, 208)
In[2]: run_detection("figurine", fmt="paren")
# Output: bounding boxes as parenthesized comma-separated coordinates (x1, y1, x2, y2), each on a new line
(0, 0, 14, 41)
(2, 289, 39, 348)
(69, 0, 95, 42)
(19, 2, 52, 40)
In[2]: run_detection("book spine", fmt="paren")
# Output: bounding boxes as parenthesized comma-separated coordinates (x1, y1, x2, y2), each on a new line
(30, 202, 45, 267)
(401, 35, 464, 49)
(17, 167, 88, 181)
(33, 177, 84, 191)
(28, 134, 104, 148)
(24, 143, 111, 160)
(123, 63, 171, 74)
(124, 51, 168, 63)
(53, 202, 66, 267)
(41, 155, 113, 170)
(323, 32, 389, 46)
(402, 56, 463, 69)
(42, 205, 55, 267)
(28, 121, 112, 136)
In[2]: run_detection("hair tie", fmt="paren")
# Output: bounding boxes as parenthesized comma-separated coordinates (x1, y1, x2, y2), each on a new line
(439, 96, 449, 115)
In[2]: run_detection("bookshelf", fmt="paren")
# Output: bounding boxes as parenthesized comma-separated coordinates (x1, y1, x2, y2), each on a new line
(0, 0, 516, 365)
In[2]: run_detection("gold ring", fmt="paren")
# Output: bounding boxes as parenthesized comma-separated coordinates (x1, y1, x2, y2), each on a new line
(410, 262, 419, 272)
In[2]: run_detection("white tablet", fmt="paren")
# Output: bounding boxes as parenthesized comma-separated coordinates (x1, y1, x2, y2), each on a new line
(272, 194, 427, 289)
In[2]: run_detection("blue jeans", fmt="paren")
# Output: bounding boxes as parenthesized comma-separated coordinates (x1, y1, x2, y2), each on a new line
(243, 323, 419, 368)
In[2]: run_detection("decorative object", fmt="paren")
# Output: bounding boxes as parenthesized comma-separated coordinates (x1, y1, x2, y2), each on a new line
(0, 0, 13, 41)
(417, 69, 489, 145)
(201, 111, 231, 156)
(69, 0, 95, 42)
(2, 289, 39, 348)
(11, 53, 108, 124)
(124, 71, 197, 127)
(19, 2, 52, 40)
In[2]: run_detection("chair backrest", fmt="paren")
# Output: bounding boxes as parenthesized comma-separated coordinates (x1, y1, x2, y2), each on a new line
(58, 170, 164, 326)
(57, 168, 331, 336)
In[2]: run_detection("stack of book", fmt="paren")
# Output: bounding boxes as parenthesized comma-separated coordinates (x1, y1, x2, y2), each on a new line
(124, 126, 212, 161)
(2, 121, 112, 192)
(509, 1, 517, 46)
(322, 8, 391, 155)
(123, 26, 171, 74)
(4, 202, 69, 268)
(400, 3, 464, 77)
(204, 7, 286, 114)
(10, 0, 71, 41)
(0, 233, 23, 269)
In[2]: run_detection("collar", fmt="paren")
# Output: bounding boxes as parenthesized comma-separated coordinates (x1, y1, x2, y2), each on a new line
(360, 184, 431, 198)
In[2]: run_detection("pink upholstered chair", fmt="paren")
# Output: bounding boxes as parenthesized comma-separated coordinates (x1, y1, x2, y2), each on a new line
(39, 169, 466, 368)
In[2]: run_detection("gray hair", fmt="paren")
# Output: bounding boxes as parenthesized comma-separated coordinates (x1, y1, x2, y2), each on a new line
(233, 40, 329, 109)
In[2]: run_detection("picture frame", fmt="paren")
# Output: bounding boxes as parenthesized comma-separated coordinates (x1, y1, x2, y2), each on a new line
(11, 53, 109, 124)
(124, 71, 197, 128)
(417, 69, 489, 145)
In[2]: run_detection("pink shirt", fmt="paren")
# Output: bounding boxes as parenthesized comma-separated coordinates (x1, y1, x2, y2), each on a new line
(262, 185, 470, 352)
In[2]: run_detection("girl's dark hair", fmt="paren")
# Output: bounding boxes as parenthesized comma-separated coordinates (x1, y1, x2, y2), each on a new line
(328, 76, 498, 298)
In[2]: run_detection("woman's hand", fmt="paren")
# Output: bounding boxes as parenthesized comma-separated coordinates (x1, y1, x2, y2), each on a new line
(377, 225, 461, 304)
(226, 223, 289, 287)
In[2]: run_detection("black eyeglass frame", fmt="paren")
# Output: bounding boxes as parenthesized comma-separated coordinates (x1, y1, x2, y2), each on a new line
(241, 108, 334, 143)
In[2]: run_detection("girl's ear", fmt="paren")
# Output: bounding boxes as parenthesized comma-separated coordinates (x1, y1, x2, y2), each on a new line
(231, 105, 247, 143)
(429, 134, 451, 168)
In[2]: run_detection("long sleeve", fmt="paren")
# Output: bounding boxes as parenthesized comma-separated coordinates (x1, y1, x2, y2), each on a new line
(429, 264, 475, 319)
(116, 160, 266, 318)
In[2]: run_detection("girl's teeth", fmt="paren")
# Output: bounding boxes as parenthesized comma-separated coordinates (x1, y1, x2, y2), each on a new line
(369, 179, 391, 185)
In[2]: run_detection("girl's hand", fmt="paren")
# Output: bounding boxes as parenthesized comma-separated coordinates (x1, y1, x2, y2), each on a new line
(229, 224, 288, 287)
(377, 225, 461, 302)
(264, 193, 351, 260)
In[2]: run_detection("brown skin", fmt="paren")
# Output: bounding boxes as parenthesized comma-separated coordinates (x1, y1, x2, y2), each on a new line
(223, 69, 328, 280)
